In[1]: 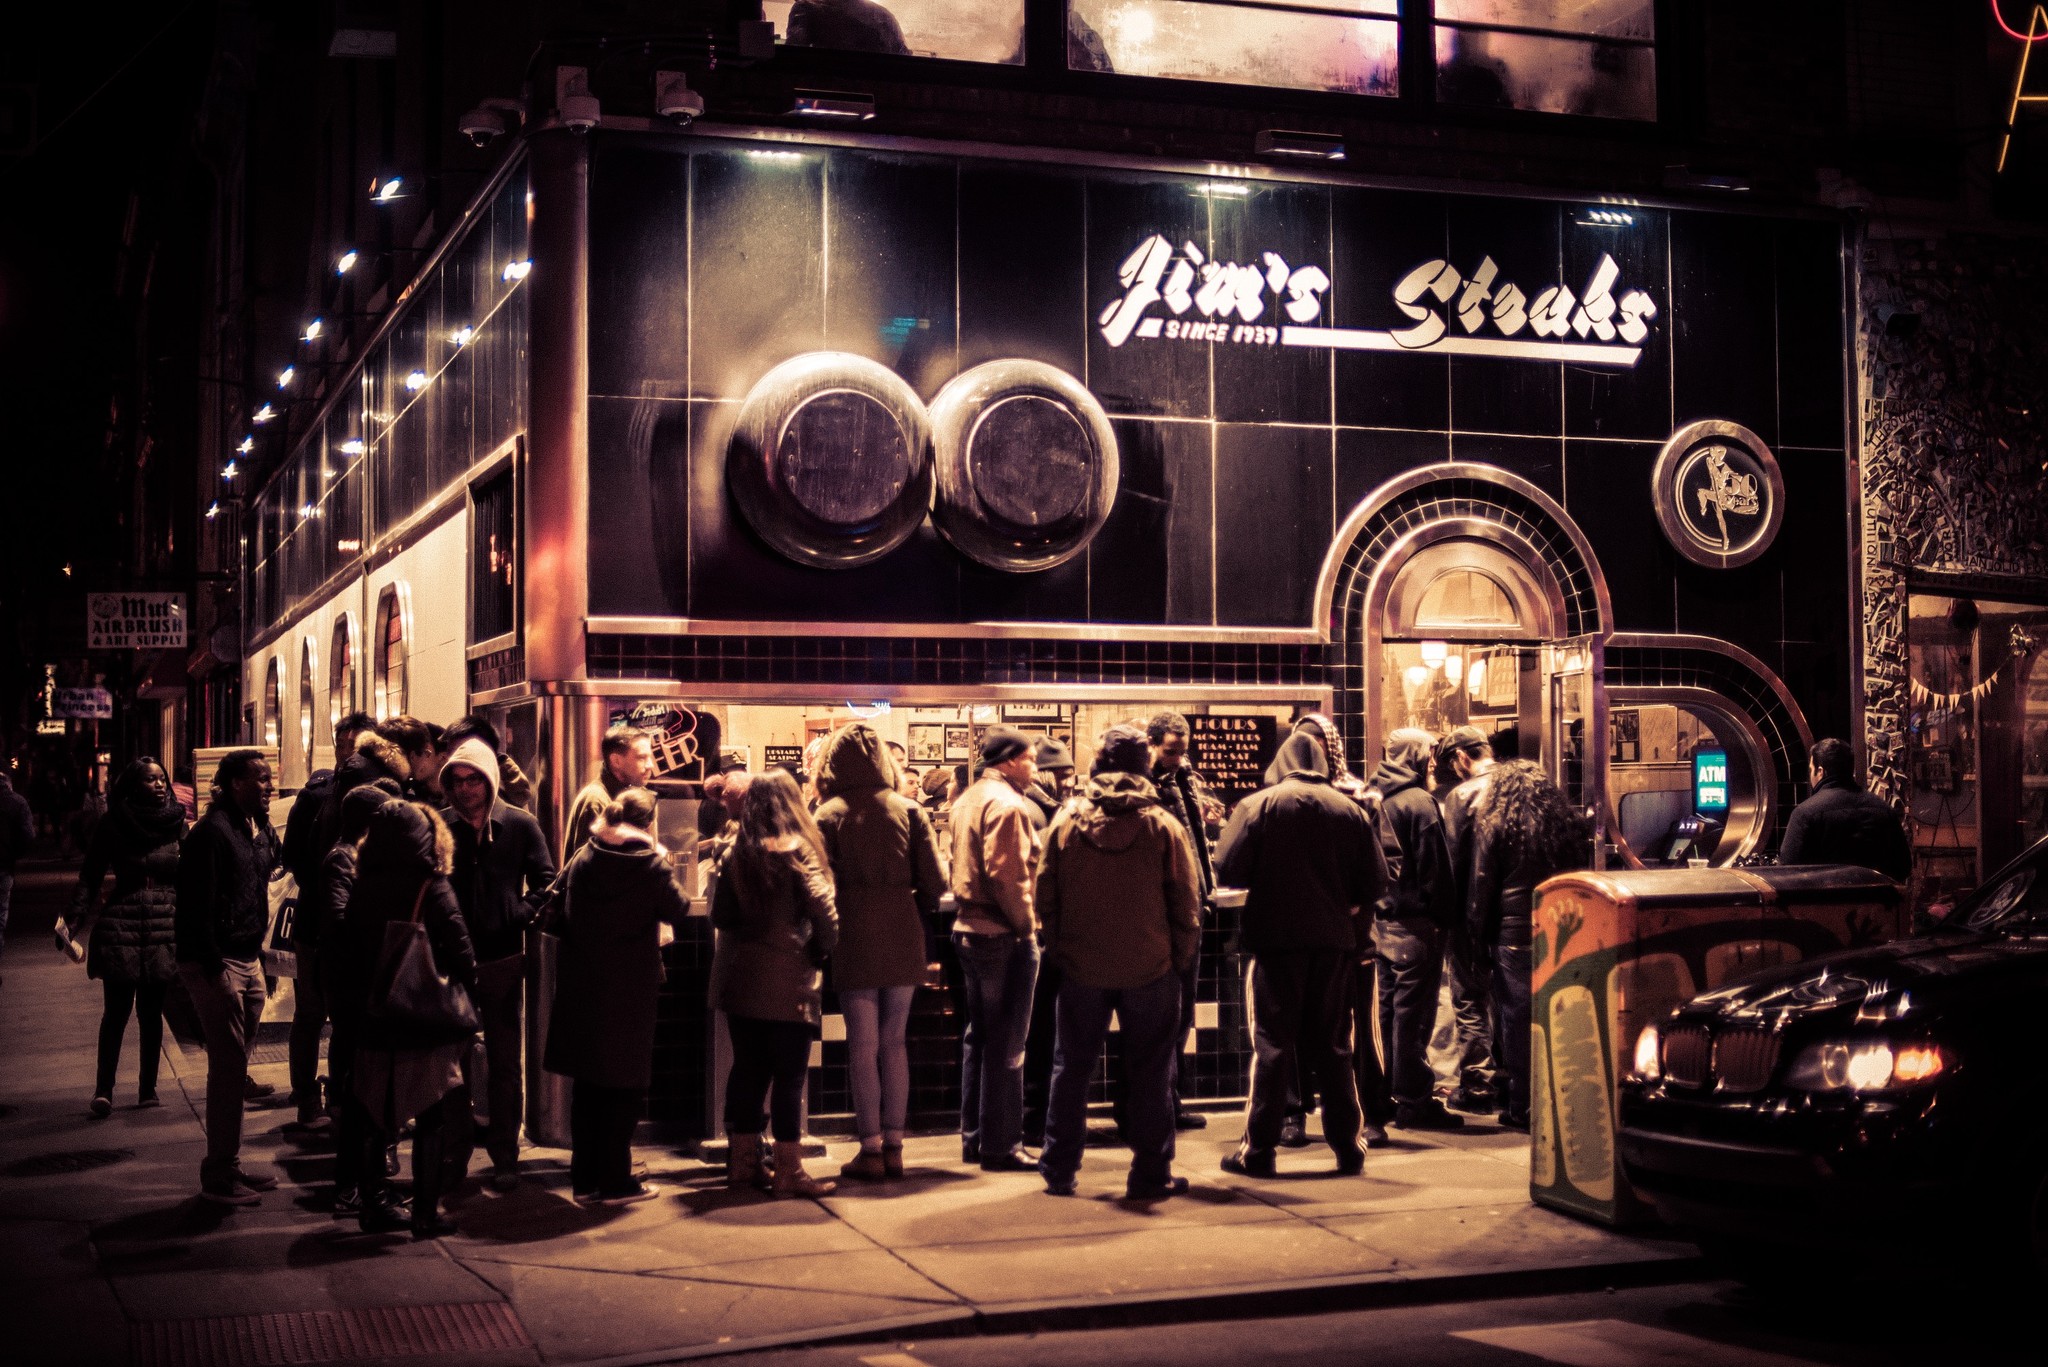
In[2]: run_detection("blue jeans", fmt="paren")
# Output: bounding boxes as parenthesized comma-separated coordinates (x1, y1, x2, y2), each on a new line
(1373, 917, 1445, 1107)
(953, 928, 1039, 1162)
(1490, 920, 1533, 1123)
(1041, 969, 1181, 1188)
(841, 985, 917, 1141)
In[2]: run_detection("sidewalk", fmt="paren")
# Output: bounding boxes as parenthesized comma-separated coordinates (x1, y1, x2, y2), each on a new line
(0, 865, 1698, 1367)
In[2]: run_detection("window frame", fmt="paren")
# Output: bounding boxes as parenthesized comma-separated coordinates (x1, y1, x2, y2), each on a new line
(298, 636, 318, 784)
(330, 612, 359, 736)
(262, 657, 282, 750)
(374, 583, 413, 722)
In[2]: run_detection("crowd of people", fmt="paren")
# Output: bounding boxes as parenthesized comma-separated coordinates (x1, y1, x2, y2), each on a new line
(44, 693, 1901, 1228)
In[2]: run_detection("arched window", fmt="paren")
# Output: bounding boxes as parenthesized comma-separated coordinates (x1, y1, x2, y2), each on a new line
(262, 658, 282, 749)
(330, 613, 358, 734)
(298, 637, 317, 777)
(374, 585, 410, 721)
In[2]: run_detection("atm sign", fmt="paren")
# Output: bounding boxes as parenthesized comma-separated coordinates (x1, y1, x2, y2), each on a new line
(1694, 750, 1730, 815)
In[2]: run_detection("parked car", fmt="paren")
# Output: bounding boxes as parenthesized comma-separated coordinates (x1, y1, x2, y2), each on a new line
(1618, 836, 2048, 1282)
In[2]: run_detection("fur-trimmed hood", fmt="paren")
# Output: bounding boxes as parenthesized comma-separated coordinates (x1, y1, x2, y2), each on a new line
(351, 729, 411, 782)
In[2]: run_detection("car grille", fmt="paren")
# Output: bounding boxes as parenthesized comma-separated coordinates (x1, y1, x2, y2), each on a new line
(1711, 1029, 1782, 1094)
(1662, 1024, 1711, 1088)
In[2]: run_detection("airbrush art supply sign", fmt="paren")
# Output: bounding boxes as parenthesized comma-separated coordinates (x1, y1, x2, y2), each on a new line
(88, 593, 187, 650)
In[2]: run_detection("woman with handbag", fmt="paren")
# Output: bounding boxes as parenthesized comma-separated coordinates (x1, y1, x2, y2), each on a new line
(344, 800, 478, 1237)
(545, 788, 687, 1205)
(711, 770, 839, 1198)
(67, 758, 185, 1117)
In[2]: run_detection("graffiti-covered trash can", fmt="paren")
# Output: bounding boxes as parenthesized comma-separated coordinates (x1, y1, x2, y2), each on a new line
(1528, 864, 1904, 1227)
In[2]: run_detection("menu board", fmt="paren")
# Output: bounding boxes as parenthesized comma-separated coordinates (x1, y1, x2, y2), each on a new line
(1188, 714, 1279, 806)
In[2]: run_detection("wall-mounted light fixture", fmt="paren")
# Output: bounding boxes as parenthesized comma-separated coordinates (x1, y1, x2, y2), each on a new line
(789, 89, 875, 120)
(236, 436, 255, 455)
(302, 318, 324, 343)
(501, 259, 532, 281)
(277, 367, 296, 388)
(1575, 208, 1636, 227)
(336, 250, 359, 275)
(370, 175, 406, 205)
(252, 404, 277, 424)
(1255, 129, 1345, 161)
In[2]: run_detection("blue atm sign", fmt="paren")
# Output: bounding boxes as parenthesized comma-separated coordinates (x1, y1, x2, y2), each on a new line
(1694, 750, 1730, 815)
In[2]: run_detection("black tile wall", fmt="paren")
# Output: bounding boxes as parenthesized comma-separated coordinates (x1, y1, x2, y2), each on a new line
(1450, 431, 1565, 504)
(959, 166, 1088, 377)
(1329, 187, 1452, 432)
(823, 154, 960, 400)
(589, 144, 690, 400)
(1563, 208, 1672, 441)
(1214, 424, 1331, 626)
(1776, 222, 1848, 451)
(1334, 427, 1452, 525)
(1085, 174, 1215, 419)
(1448, 197, 1562, 437)
(588, 396, 691, 618)
(1671, 212, 1779, 447)
(1211, 181, 1334, 425)
(1562, 439, 1675, 634)
(689, 149, 825, 403)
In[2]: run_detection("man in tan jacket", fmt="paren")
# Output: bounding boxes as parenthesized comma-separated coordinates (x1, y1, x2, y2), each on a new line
(949, 726, 1043, 1170)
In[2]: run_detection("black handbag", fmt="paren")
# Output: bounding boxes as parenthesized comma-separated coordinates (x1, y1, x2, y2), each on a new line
(366, 880, 480, 1044)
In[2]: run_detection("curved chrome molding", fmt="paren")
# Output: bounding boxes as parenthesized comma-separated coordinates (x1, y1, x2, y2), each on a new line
(1605, 632, 1816, 758)
(1606, 684, 1780, 869)
(1311, 461, 1613, 644)
(374, 580, 416, 719)
(330, 611, 360, 728)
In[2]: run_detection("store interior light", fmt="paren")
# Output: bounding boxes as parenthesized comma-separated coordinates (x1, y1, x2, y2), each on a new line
(277, 367, 295, 388)
(302, 318, 324, 342)
(1255, 129, 1346, 162)
(1575, 208, 1636, 227)
(448, 325, 474, 347)
(404, 370, 429, 391)
(746, 149, 804, 162)
(1466, 658, 1487, 697)
(788, 89, 875, 121)
(371, 175, 405, 204)
(1198, 182, 1251, 197)
(1403, 665, 1430, 690)
(501, 259, 532, 281)
(337, 249, 359, 274)
(253, 404, 277, 424)
(1444, 654, 1464, 687)
(1419, 640, 1448, 668)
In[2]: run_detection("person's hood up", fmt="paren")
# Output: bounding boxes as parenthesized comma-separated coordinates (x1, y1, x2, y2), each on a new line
(815, 722, 894, 800)
(443, 737, 501, 810)
(340, 782, 399, 843)
(1071, 772, 1159, 852)
(1370, 758, 1424, 797)
(1263, 731, 1331, 786)
(362, 799, 449, 877)
(352, 729, 412, 781)
(1292, 712, 1352, 780)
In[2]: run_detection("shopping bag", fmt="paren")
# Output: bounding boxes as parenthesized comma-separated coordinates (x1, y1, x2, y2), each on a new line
(366, 882, 480, 1044)
(263, 871, 300, 979)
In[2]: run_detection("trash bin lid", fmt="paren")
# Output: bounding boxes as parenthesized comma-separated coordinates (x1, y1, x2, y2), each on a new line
(1740, 863, 1902, 905)
(1539, 867, 1767, 912)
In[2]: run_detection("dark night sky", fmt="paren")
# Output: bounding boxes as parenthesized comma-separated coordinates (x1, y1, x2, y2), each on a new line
(0, 7, 213, 745)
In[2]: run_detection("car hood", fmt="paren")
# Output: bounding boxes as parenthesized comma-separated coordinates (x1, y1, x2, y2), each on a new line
(1679, 933, 2048, 1027)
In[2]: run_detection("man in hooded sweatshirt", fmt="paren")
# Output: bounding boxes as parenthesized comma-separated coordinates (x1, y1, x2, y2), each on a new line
(440, 737, 557, 1189)
(1214, 731, 1388, 1177)
(1366, 728, 1463, 1132)
(1035, 726, 1202, 1200)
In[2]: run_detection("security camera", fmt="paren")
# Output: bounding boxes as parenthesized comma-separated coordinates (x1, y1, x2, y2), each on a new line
(459, 107, 506, 148)
(559, 92, 601, 133)
(654, 70, 705, 127)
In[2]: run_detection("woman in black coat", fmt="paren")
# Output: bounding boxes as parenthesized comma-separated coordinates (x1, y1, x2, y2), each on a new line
(69, 758, 186, 1116)
(342, 800, 476, 1238)
(545, 788, 687, 1205)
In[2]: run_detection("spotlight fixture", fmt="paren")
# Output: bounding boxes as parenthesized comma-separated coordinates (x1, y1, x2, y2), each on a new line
(236, 436, 255, 455)
(404, 370, 429, 391)
(501, 259, 532, 281)
(337, 249, 359, 274)
(253, 404, 277, 424)
(302, 318, 324, 342)
(1254, 129, 1346, 162)
(1575, 208, 1636, 227)
(277, 367, 296, 388)
(371, 175, 405, 204)
(788, 89, 875, 121)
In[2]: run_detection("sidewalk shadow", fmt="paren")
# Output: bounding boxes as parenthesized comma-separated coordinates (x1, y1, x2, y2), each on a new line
(444, 1184, 628, 1244)
(89, 1198, 242, 1270)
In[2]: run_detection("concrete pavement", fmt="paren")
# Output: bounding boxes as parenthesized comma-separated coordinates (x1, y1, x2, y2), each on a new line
(0, 863, 1698, 1367)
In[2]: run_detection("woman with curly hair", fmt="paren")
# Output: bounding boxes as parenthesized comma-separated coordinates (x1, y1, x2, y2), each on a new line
(1464, 760, 1589, 1131)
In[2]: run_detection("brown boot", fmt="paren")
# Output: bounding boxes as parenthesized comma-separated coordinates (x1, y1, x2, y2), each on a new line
(726, 1133, 773, 1192)
(882, 1141, 905, 1179)
(839, 1147, 889, 1182)
(772, 1141, 837, 1199)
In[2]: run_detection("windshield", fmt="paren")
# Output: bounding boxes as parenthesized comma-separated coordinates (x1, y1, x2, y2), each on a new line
(1957, 849, 2048, 935)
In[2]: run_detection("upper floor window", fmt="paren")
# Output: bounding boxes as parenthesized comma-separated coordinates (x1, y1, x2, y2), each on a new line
(1434, 0, 1655, 119)
(769, 0, 1026, 63)
(1070, 0, 1399, 97)
(375, 585, 410, 721)
(330, 614, 358, 735)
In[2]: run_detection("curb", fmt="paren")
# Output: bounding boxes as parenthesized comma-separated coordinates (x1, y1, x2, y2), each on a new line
(562, 1252, 1710, 1365)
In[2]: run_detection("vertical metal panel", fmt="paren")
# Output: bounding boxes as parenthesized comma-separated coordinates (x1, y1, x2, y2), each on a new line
(524, 132, 590, 684)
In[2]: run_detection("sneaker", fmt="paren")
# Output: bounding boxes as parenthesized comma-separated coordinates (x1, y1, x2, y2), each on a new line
(200, 1176, 263, 1207)
(331, 1186, 363, 1218)
(88, 1095, 112, 1119)
(1174, 1109, 1209, 1131)
(358, 1196, 412, 1234)
(1361, 1123, 1390, 1149)
(231, 1167, 280, 1192)
(1220, 1149, 1277, 1179)
(410, 1211, 460, 1239)
(1125, 1175, 1190, 1201)
(1277, 1115, 1312, 1148)
(1395, 1099, 1467, 1131)
(979, 1151, 1035, 1173)
(572, 1190, 600, 1206)
(599, 1183, 663, 1206)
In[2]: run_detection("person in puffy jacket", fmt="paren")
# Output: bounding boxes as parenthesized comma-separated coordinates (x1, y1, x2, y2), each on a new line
(811, 724, 944, 1183)
(545, 788, 687, 1206)
(1464, 760, 1587, 1132)
(1035, 726, 1201, 1200)
(1214, 732, 1387, 1178)
(70, 758, 185, 1117)
(712, 770, 839, 1199)
(344, 800, 477, 1238)
(316, 781, 401, 1213)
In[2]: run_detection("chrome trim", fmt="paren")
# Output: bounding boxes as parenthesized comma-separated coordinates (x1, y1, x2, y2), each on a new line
(1312, 462, 1614, 644)
(1606, 632, 1816, 760)
(329, 610, 360, 730)
(560, 680, 1328, 707)
(373, 581, 415, 721)
(467, 632, 520, 662)
(584, 616, 1322, 645)
(1651, 420, 1786, 570)
(1606, 685, 1778, 868)
(525, 131, 591, 683)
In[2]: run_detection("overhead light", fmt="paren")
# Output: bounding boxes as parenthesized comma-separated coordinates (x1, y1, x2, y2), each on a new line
(222, 461, 238, 480)
(404, 370, 429, 391)
(1197, 182, 1250, 197)
(1419, 640, 1448, 668)
(337, 249, 359, 274)
(371, 175, 405, 204)
(277, 367, 296, 388)
(746, 149, 804, 162)
(1255, 129, 1346, 162)
(501, 258, 531, 281)
(236, 436, 255, 454)
(300, 503, 317, 518)
(789, 89, 875, 121)
(302, 318, 324, 342)
(253, 404, 277, 424)
(206, 502, 220, 520)
(340, 438, 366, 455)
(1575, 208, 1636, 227)
(448, 325, 474, 347)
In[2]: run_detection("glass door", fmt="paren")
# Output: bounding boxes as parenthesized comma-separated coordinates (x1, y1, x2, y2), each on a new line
(1544, 635, 1605, 868)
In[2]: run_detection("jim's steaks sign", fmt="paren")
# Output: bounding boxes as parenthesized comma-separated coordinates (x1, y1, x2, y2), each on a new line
(1100, 236, 1657, 367)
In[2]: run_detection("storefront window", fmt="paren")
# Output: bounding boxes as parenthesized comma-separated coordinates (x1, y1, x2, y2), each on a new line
(767, 0, 1025, 63)
(1908, 593, 2048, 905)
(1434, 0, 1655, 119)
(470, 465, 517, 644)
(330, 614, 357, 733)
(375, 585, 409, 721)
(1069, 0, 1399, 96)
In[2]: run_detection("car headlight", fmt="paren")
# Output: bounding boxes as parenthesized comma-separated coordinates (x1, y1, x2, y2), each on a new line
(1629, 1023, 1662, 1083)
(1784, 1039, 1946, 1092)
